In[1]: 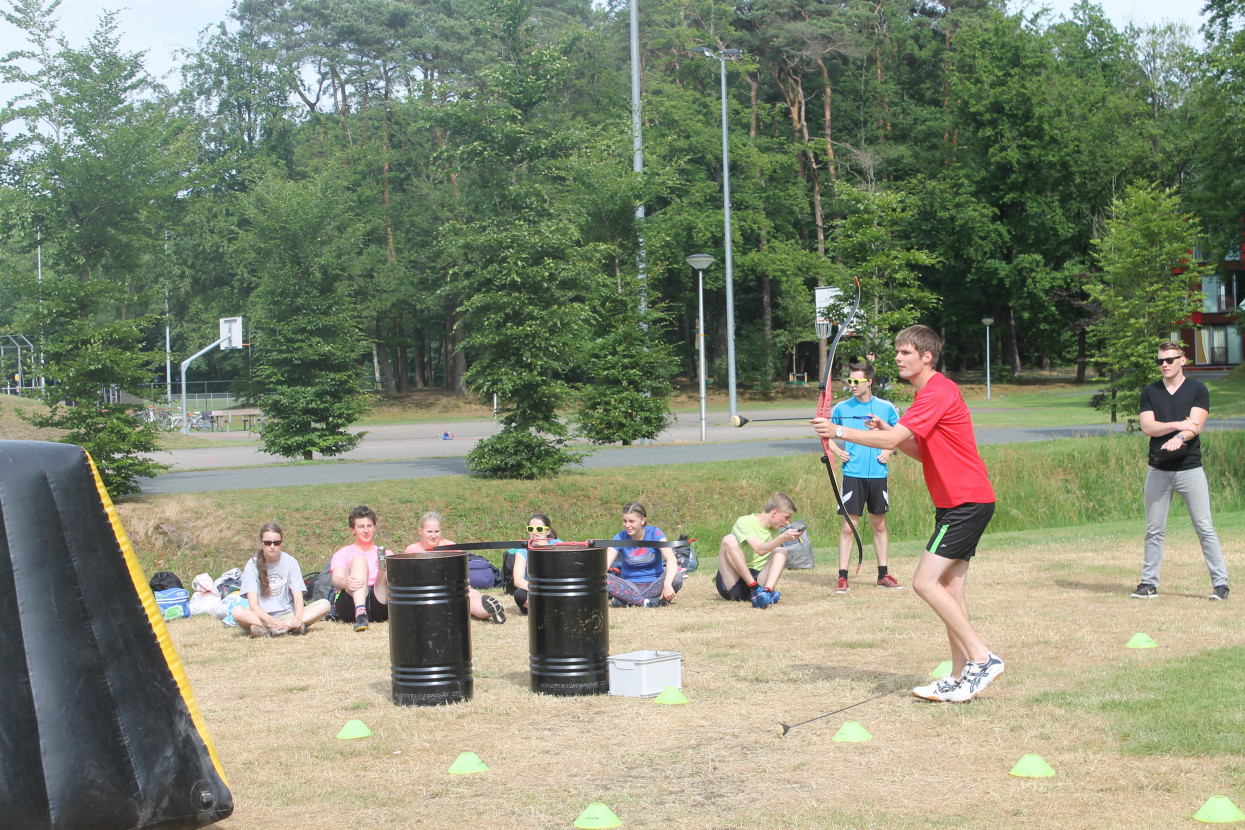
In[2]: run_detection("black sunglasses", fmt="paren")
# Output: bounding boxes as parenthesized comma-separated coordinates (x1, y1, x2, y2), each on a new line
(1156, 356, 1182, 366)
(262, 539, 282, 546)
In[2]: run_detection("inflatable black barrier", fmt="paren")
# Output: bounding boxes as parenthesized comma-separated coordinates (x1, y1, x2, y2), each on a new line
(0, 441, 233, 829)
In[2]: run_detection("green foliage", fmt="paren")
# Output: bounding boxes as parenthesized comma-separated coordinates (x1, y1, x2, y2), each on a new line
(465, 424, 584, 479)
(18, 276, 167, 494)
(230, 174, 371, 460)
(575, 281, 677, 445)
(1087, 183, 1206, 421)
(830, 183, 939, 360)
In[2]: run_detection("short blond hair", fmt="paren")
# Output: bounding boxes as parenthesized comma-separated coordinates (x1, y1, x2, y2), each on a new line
(763, 492, 796, 514)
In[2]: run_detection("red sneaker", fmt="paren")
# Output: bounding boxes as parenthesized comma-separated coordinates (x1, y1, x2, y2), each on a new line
(835, 577, 849, 594)
(876, 574, 903, 589)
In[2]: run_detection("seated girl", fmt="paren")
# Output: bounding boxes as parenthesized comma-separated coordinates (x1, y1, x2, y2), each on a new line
(233, 522, 332, 637)
(605, 502, 682, 608)
(405, 511, 506, 624)
(507, 512, 558, 614)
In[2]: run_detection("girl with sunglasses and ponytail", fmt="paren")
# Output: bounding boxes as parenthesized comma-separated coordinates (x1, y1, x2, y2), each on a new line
(233, 522, 332, 637)
(507, 513, 559, 614)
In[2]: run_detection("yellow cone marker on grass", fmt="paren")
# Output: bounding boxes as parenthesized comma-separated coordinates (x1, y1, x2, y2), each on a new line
(1194, 795, 1245, 823)
(929, 660, 953, 679)
(448, 752, 489, 774)
(1127, 633, 1157, 649)
(1009, 754, 1055, 778)
(574, 802, 622, 828)
(654, 686, 688, 705)
(335, 719, 372, 739)
(832, 721, 872, 742)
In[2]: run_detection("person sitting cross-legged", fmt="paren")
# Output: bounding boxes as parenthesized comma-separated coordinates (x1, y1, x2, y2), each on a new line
(606, 502, 682, 608)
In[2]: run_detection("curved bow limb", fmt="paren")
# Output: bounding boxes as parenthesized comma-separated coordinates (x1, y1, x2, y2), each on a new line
(818, 276, 864, 574)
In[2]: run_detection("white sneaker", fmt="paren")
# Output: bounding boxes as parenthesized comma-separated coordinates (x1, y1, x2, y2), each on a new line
(943, 652, 1005, 702)
(912, 674, 961, 701)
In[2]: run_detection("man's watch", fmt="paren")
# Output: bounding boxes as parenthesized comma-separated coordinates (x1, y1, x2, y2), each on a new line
(835, 426, 844, 439)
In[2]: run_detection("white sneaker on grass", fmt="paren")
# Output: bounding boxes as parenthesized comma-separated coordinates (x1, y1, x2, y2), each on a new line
(943, 652, 1004, 703)
(912, 674, 961, 701)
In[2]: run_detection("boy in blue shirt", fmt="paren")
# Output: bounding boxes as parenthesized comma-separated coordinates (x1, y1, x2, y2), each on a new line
(830, 362, 901, 593)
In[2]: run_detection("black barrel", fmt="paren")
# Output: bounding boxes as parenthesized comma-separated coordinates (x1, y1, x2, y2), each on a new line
(528, 544, 609, 696)
(387, 550, 473, 706)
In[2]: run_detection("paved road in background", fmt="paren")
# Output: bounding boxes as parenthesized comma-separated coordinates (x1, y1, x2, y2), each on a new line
(139, 409, 1245, 494)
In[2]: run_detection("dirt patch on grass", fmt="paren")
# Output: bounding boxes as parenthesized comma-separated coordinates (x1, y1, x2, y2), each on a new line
(168, 527, 1243, 829)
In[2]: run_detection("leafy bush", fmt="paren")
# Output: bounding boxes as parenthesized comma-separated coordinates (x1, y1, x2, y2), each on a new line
(465, 425, 585, 479)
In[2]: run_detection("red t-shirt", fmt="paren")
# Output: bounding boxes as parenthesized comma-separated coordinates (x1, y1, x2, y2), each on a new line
(898, 372, 995, 508)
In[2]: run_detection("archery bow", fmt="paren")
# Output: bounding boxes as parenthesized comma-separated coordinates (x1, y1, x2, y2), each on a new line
(817, 276, 864, 573)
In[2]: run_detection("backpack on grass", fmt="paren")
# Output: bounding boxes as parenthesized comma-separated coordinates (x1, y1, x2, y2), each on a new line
(468, 554, 502, 589)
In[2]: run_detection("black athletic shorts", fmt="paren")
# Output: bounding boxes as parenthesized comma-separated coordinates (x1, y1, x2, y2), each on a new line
(332, 584, 389, 622)
(715, 568, 761, 601)
(837, 476, 889, 516)
(926, 502, 995, 561)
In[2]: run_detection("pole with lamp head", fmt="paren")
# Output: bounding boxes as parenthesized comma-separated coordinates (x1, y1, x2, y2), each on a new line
(686, 254, 715, 442)
(690, 45, 743, 420)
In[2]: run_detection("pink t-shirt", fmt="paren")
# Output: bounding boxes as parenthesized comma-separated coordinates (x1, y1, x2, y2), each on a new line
(330, 543, 380, 586)
(898, 372, 995, 509)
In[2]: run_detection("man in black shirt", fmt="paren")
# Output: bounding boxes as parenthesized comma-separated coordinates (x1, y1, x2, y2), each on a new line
(1131, 341, 1229, 600)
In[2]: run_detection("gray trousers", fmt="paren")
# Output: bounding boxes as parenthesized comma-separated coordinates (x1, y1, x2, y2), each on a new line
(1142, 466, 1228, 588)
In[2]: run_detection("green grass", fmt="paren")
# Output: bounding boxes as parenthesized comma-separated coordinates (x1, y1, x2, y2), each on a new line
(1036, 646, 1245, 757)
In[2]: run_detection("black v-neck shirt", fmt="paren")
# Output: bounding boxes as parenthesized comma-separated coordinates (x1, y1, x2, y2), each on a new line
(1139, 377, 1209, 471)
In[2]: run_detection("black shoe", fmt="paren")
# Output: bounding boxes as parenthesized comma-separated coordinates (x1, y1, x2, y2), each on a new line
(1209, 585, 1230, 601)
(353, 611, 369, 631)
(482, 594, 506, 623)
(1130, 583, 1158, 599)
(610, 597, 628, 608)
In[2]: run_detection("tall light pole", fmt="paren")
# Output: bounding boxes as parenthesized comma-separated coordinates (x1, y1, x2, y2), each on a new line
(691, 45, 742, 419)
(982, 317, 994, 401)
(686, 253, 715, 442)
(630, 0, 647, 317)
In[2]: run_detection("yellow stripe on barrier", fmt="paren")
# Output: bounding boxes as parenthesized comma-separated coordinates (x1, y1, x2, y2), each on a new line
(88, 453, 230, 787)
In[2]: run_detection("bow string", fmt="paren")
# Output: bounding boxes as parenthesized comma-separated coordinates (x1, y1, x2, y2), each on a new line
(818, 276, 864, 573)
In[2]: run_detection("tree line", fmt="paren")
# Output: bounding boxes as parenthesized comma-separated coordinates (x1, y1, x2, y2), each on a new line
(0, 0, 1237, 488)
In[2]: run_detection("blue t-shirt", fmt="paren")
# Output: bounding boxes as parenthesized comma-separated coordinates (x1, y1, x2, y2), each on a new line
(831, 396, 900, 479)
(611, 526, 666, 582)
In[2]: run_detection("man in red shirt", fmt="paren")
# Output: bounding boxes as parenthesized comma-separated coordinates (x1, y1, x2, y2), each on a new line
(813, 325, 1003, 703)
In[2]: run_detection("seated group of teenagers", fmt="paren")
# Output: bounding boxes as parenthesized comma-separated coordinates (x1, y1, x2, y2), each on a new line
(231, 325, 1007, 704)
(230, 492, 811, 635)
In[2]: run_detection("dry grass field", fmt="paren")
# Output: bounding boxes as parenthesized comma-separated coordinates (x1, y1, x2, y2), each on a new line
(172, 522, 1244, 830)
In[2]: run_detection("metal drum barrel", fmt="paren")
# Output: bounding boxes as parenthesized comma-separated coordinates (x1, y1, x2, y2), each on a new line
(386, 550, 473, 706)
(527, 544, 609, 696)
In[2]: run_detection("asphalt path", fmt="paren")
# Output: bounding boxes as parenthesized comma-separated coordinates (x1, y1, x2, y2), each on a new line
(139, 409, 1245, 494)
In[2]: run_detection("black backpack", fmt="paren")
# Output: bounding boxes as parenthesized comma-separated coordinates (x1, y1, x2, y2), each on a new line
(149, 571, 183, 592)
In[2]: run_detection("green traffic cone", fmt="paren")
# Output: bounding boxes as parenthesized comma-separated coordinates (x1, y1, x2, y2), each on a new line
(832, 721, 872, 742)
(654, 686, 689, 705)
(1009, 754, 1055, 778)
(930, 660, 953, 679)
(335, 719, 372, 740)
(1127, 633, 1158, 649)
(574, 802, 622, 829)
(448, 752, 489, 774)
(1194, 795, 1245, 823)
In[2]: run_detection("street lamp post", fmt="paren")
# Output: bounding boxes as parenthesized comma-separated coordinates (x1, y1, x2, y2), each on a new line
(686, 253, 715, 442)
(691, 45, 742, 419)
(982, 317, 994, 401)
